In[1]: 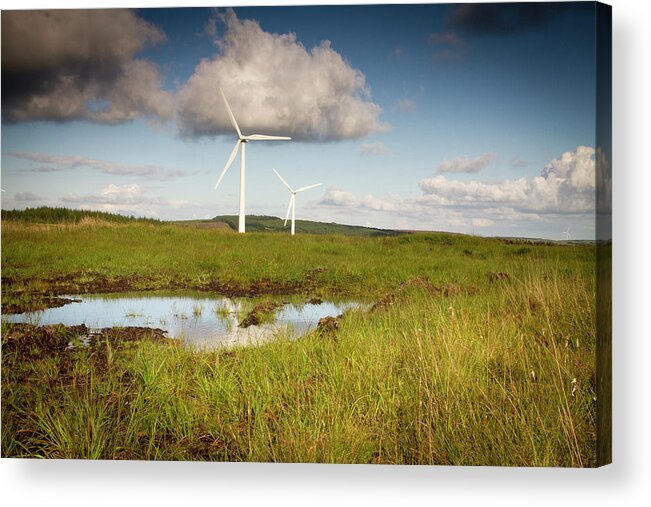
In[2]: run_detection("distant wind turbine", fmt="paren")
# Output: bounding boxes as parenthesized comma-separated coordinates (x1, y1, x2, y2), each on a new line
(214, 89, 291, 233)
(272, 168, 321, 236)
(564, 226, 571, 241)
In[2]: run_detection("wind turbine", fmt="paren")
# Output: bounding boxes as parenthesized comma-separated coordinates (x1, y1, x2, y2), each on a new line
(564, 226, 571, 241)
(214, 89, 291, 233)
(273, 168, 321, 236)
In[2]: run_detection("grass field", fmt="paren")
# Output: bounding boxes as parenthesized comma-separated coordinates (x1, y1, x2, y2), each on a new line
(1, 209, 598, 465)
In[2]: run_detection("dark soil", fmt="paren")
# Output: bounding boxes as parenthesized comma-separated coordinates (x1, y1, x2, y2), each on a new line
(1, 323, 169, 357)
(1, 270, 320, 312)
(1, 295, 81, 314)
(239, 301, 284, 328)
(315, 315, 342, 338)
(1, 323, 89, 356)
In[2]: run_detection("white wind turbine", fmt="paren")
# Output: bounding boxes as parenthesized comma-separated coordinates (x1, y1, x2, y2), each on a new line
(272, 168, 321, 236)
(214, 89, 291, 233)
(564, 226, 571, 241)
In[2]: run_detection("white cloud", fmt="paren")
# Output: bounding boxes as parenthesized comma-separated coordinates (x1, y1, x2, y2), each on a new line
(472, 218, 494, 227)
(62, 184, 153, 206)
(2, 10, 173, 123)
(177, 9, 387, 141)
(58, 183, 212, 220)
(11, 152, 188, 181)
(359, 142, 391, 156)
(421, 146, 596, 213)
(360, 194, 402, 211)
(436, 152, 495, 174)
(317, 186, 357, 207)
(311, 146, 595, 235)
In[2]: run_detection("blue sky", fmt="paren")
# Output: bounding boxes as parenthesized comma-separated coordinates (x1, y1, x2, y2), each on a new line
(1, 3, 600, 239)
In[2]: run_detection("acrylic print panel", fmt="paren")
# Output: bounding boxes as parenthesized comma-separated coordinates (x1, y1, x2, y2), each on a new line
(0, 2, 611, 466)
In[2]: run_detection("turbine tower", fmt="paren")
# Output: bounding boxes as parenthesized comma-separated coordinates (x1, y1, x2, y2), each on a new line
(214, 89, 291, 233)
(564, 226, 571, 241)
(273, 168, 321, 236)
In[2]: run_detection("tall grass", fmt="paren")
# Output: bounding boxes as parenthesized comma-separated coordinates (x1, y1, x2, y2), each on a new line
(1, 219, 596, 464)
(1, 219, 593, 299)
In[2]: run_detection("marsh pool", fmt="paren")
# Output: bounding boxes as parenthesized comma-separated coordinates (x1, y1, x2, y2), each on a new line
(2, 292, 364, 349)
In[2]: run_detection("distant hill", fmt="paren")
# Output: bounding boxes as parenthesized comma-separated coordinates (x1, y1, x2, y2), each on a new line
(1, 208, 595, 243)
(2, 208, 398, 236)
(178, 215, 406, 237)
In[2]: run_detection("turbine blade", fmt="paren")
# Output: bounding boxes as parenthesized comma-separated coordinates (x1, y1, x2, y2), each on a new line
(283, 196, 293, 226)
(214, 140, 241, 190)
(272, 168, 294, 192)
(220, 88, 242, 139)
(295, 183, 322, 193)
(244, 134, 291, 141)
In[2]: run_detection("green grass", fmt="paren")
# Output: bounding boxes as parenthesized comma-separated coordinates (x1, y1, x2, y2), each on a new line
(0, 213, 597, 465)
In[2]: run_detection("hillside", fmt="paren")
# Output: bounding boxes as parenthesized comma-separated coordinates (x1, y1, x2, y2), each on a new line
(177, 215, 406, 236)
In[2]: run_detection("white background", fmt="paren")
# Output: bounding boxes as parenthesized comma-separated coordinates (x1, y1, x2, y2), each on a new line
(1, 0, 649, 505)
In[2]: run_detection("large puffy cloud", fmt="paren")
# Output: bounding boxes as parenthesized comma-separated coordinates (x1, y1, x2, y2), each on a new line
(2, 10, 173, 123)
(11, 152, 188, 181)
(312, 146, 595, 234)
(177, 9, 387, 141)
(420, 146, 596, 213)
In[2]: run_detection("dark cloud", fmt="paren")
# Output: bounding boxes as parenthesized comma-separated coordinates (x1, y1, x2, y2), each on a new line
(446, 3, 572, 35)
(2, 9, 173, 123)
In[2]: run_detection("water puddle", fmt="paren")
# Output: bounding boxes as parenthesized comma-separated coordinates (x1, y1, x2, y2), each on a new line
(2, 292, 364, 349)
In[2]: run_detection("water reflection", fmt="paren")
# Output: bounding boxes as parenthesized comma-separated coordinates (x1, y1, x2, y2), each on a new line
(2, 292, 362, 349)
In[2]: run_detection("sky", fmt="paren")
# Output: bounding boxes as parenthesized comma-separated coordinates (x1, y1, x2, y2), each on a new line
(0, 2, 601, 239)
